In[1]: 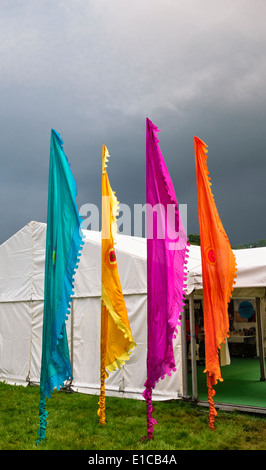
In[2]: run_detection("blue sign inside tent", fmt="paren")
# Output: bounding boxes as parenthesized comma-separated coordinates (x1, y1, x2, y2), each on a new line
(238, 300, 254, 319)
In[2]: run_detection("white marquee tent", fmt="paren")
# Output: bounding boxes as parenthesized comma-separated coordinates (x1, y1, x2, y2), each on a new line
(0, 221, 265, 403)
(0, 221, 200, 401)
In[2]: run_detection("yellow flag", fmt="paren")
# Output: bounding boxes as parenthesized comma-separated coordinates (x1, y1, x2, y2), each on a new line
(98, 145, 136, 424)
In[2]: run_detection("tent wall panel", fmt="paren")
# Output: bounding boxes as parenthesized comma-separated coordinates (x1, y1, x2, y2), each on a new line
(0, 293, 183, 400)
(29, 301, 45, 384)
(0, 224, 33, 302)
(70, 297, 101, 391)
(70, 294, 183, 400)
(0, 301, 32, 384)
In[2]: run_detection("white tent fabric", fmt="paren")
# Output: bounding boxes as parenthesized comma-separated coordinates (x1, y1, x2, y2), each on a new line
(1, 221, 265, 398)
(0, 221, 195, 400)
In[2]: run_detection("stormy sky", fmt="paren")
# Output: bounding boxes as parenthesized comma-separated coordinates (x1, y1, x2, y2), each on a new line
(1, 0, 266, 246)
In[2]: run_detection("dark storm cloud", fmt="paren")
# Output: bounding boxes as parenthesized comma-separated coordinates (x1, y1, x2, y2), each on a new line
(0, 0, 266, 246)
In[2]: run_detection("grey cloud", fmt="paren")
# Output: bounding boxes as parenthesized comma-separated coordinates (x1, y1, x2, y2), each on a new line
(0, 0, 266, 246)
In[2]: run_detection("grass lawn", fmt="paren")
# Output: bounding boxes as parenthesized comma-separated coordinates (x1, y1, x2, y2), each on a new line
(1, 381, 266, 451)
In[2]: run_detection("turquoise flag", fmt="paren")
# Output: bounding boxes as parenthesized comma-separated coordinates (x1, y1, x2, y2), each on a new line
(36, 129, 84, 444)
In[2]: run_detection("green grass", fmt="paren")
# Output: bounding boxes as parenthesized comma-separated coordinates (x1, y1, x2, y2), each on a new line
(1, 381, 266, 450)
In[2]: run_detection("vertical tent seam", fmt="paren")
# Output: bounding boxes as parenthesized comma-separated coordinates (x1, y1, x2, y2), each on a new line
(27, 222, 35, 384)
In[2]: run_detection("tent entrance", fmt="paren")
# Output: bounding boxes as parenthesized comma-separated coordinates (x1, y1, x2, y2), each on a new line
(190, 357, 266, 411)
(184, 294, 266, 413)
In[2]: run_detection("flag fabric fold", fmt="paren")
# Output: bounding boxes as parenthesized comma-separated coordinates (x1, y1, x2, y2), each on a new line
(144, 118, 189, 439)
(194, 136, 237, 430)
(98, 145, 136, 425)
(36, 130, 84, 444)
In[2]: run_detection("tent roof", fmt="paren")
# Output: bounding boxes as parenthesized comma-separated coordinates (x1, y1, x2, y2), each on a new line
(0, 221, 148, 302)
(188, 246, 266, 297)
(0, 221, 265, 302)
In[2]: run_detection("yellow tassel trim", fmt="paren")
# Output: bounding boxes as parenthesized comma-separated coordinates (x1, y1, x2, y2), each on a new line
(106, 341, 136, 373)
(102, 145, 110, 174)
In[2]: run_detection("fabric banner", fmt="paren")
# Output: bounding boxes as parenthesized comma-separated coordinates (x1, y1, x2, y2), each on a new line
(98, 145, 136, 424)
(194, 136, 237, 430)
(144, 118, 189, 439)
(36, 130, 84, 443)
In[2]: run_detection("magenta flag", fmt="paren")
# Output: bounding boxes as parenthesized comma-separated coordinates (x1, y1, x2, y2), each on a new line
(143, 118, 189, 439)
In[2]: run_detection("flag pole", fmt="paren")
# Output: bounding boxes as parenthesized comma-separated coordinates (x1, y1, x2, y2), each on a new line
(98, 145, 108, 425)
(207, 372, 217, 430)
(142, 386, 157, 440)
(98, 304, 107, 425)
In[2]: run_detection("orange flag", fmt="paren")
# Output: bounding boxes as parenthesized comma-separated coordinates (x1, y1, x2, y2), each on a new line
(194, 137, 237, 430)
(98, 145, 136, 425)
